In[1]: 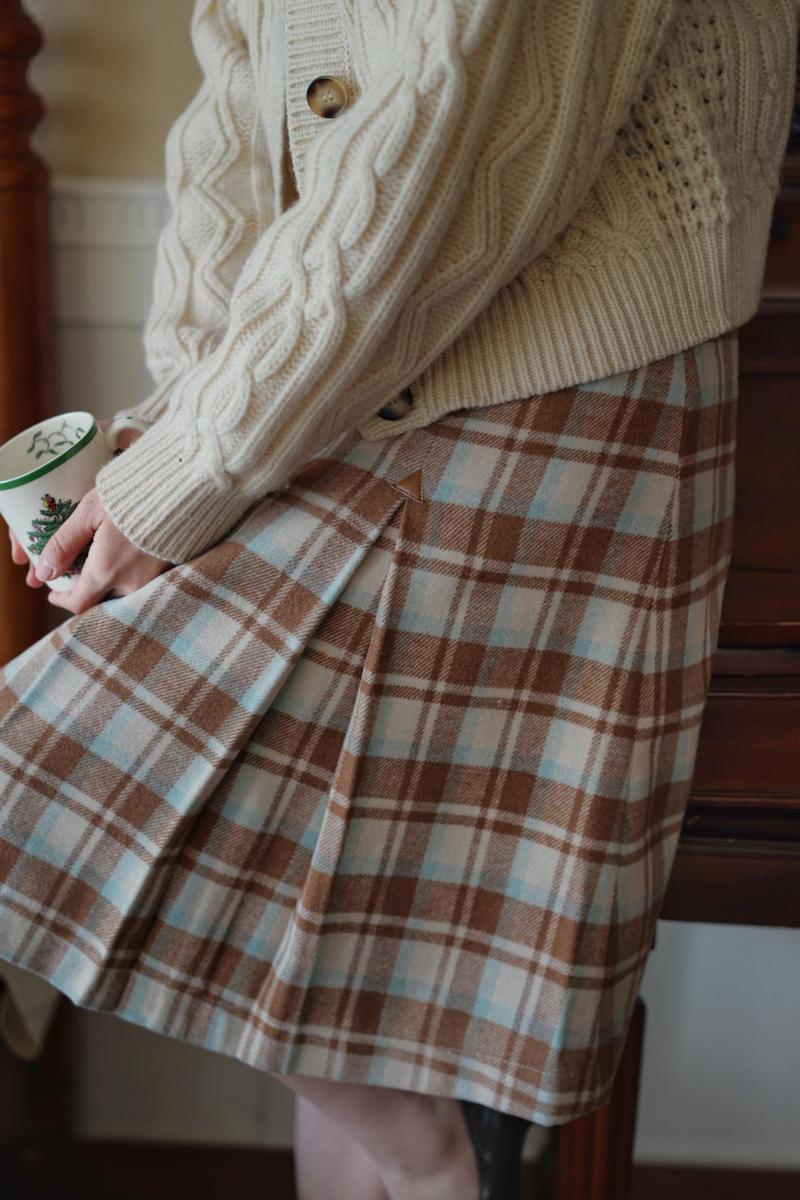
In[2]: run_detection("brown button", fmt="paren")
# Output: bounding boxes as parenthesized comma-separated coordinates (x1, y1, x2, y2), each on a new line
(306, 76, 349, 118)
(376, 387, 414, 421)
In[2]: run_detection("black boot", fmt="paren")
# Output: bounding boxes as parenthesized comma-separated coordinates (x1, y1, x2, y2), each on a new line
(458, 1096, 534, 1200)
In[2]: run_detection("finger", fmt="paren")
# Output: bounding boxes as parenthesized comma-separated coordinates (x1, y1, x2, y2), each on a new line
(9, 530, 28, 566)
(112, 428, 142, 452)
(46, 571, 109, 616)
(35, 496, 99, 583)
(46, 589, 77, 613)
(98, 417, 142, 451)
(9, 530, 42, 584)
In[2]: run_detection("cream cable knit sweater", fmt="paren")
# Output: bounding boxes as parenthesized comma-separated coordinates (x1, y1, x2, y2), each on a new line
(96, 0, 798, 563)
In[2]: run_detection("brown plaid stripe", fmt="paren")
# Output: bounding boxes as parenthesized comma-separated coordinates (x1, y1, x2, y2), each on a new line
(0, 331, 736, 1124)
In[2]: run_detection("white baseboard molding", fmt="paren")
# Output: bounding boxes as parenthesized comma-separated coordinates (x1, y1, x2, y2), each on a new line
(50, 175, 167, 327)
(51, 175, 168, 249)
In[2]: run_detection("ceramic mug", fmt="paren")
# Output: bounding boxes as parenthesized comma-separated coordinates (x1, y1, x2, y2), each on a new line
(0, 410, 148, 591)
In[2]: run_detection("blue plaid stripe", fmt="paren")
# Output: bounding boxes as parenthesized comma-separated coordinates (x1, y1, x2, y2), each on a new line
(0, 332, 737, 1124)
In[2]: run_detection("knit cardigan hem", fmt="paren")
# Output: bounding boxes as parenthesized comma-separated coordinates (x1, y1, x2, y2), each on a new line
(354, 201, 771, 442)
(96, 200, 769, 563)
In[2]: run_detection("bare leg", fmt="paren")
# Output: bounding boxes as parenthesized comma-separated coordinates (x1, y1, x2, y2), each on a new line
(278, 1072, 479, 1200)
(294, 1093, 389, 1200)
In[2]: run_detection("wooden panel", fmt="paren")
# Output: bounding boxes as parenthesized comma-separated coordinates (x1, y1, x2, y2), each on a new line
(725, 373, 800, 575)
(631, 1166, 800, 1200)
(692, 698, 800, 799)
(719, 163, 800, 648)
(719, 567, 800, 646)
(661, 840, 800, 927)
(763, 199, 800, 289)
(59, 1141, 297, 1200)
(720, 333, 800, 645)
(31, 1137, 800, 1200)
(39, 1139, 800, 1200)
(691, 650, 800, 807)
(738, 305, 800, 373)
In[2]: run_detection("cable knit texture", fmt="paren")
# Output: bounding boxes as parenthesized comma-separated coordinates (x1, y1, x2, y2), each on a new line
(96, 0, 798, 562)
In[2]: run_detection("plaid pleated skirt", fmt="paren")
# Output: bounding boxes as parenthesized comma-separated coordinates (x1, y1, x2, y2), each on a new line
(0, 330, 736, 1125)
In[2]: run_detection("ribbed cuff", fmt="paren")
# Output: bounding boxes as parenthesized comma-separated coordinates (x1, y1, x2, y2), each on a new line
(95, 418, 254, 563)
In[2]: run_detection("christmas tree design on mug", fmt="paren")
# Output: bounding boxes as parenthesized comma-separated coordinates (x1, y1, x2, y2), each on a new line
(26, 493, 89, 575)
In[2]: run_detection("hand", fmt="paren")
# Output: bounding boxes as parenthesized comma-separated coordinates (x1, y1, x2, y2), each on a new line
(31, 416, 165, 614)
(100, 414, 142, 452)
(6, 414, 144, 590)
(6, 415, 169, 613)
(35, 486, 171, 614)
(9, 526, 42, 590)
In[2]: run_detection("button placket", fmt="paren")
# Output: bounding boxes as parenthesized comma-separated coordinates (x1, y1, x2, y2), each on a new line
(284, 0, 355, 191)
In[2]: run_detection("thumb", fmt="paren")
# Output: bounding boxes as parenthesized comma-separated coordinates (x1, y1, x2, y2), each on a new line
(35, 494, 99, 581)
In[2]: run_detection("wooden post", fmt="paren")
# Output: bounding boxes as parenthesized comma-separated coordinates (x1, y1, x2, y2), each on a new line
(549, 997, 647, 1200)
(0, 6, 69, 1196)
(0, 0, 54, 662)
(0, 992, 74, 1197)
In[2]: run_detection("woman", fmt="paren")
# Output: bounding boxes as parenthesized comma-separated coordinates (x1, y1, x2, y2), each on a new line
(1, 0, 796, 1196)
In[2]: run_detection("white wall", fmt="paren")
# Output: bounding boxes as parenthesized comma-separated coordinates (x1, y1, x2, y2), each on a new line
(637, 920, 800, 1167)
(49, 175, 800, 1167)
(26, 0, 199, 179)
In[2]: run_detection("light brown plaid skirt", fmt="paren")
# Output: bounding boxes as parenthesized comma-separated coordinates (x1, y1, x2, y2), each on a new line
(0, 331, 736, 1124)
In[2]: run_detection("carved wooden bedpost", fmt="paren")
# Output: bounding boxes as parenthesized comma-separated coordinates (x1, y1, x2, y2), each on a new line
(0, 12, 68, 1192)
(0, 0, 53, 661)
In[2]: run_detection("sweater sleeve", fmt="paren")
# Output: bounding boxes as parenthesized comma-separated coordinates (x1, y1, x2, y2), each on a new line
(120, 0, 271, 427)
(96, 0, 675, 563)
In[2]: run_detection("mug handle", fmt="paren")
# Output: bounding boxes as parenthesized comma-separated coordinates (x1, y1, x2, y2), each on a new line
(103, 415, 149, 453)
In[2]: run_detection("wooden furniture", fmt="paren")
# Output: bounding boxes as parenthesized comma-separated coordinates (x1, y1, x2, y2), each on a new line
(0, 4, 68, 1196)
(548, 84, 800, 1200)
(0, 0, 53, 660)
(659, 191, 800, 930)
(541, 997, 646, 1200)
(0, 5, 796, 1197)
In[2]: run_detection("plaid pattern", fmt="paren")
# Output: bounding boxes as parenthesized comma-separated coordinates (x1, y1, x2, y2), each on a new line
(0, 331, 737, 1125)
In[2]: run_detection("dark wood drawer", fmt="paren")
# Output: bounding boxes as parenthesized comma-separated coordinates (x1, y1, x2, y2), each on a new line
(721, 242, 800, 645)
(668, 658, 800, 929)
(763, 197, 800, 292)
(691, 690, 800, 802)
(691, 649, 800, 805)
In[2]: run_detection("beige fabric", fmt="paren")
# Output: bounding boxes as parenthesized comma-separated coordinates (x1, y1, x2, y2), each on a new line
(0, 963, 62, 1060)
(95, 0, 798, 563)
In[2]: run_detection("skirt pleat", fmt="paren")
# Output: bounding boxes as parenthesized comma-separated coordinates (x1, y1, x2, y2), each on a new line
(0, 331, 737, 1124)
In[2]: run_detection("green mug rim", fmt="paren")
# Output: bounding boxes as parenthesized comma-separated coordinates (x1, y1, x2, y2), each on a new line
(0, 418, 99, 491)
